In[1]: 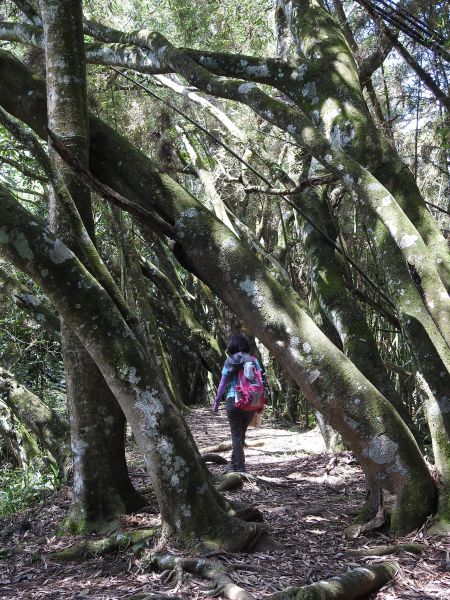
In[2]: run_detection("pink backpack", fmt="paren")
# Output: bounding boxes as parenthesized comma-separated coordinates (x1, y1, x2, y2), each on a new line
(234, 361, 266, 412)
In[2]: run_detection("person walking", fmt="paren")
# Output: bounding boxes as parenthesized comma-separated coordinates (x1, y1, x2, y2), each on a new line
(212, 333, 263, 473)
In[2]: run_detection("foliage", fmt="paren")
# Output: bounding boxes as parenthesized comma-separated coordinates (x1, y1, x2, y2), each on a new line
(0, 265, 64, 411)
(0, 456, 61, 517)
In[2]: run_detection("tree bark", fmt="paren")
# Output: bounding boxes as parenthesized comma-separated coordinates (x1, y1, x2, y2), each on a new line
(38, 0, 144, 531)
(0, 51, 437, 534)
(0, 264, 60, 334)
(277, 0, 450, 507)
(0, 366, 68, 466)
(0, 182, 265, 551)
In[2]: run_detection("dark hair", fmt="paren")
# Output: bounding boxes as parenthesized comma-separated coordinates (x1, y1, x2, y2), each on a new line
(226, 333, 250, 355)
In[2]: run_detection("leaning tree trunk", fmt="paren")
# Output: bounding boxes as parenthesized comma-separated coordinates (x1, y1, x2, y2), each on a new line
(71, 108, 437, 531)
(417, 373, 450, 531)
(39, 0, 144, 532)
(277, 0, 450, 510)
(0, 51, 437, 534)
(0, 182, 265, 552)
(0, 366, 68, 467)
(298, 183, 413, 427)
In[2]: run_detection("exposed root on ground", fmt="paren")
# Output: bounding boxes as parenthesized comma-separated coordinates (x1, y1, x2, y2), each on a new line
(140, 553, 397, 600)
(227, 501, 265, 522)
(127, 595, 183, 600)
(345, 501, 386, 539)
(214, 471, 293, 493)
(49, 528, 157, 560)
(215, 472, 243, 492)
(199, 440, 264, 455)
(202, 452, 228, 464)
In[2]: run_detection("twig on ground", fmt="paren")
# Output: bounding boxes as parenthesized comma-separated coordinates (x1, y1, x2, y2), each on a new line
(346, 543, 425, 557)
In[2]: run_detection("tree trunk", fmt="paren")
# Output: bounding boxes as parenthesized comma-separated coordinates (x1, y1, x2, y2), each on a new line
(299, 184, 412, 426)
(417, 373, 450, 531)
(0, 366, 68, 467)
(0, 51, 437, 534)
(39, 0, 144, 531)
(0, 182, 265, 551)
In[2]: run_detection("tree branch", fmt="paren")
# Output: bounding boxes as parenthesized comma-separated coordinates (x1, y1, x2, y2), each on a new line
(242, 175, 336, 195)
(46, 129, 176, 238)
(355, 0, 450, 112)
(0, 156, 48, 182)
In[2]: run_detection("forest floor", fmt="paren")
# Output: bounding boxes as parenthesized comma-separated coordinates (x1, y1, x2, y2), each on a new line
(0, 407, 449, 599)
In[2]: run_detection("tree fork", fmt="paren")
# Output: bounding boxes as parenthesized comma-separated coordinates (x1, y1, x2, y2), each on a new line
(0, 52, 437, 534)
(0, 182, 268, 552)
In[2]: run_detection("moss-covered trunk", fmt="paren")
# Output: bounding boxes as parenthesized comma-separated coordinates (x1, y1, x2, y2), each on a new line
(0, 182, 263, 550)
(0, 264, 60, 334)
(418, 374, 450, 530)
(172, 197, 436, 533)
(0, 366, 68, 467)
(39, 0, 144, 531)
(278, 0, 450, 510)
(298, 184, 410, 423)
(0, 51, 437, 534)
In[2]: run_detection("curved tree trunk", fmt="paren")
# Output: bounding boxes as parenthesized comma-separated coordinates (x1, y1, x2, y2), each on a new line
(0, 182, 265, 552)
(417, 373, 450, 531)
(0, 50, 437, 534)
(276, 0, 450, 506)
(0, 366, 68, 467)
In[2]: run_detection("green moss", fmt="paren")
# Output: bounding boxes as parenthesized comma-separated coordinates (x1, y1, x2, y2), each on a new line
(390, 475, 437, 535)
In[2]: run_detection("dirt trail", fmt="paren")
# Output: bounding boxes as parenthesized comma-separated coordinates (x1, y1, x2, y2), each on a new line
(0, 408, 448, 599)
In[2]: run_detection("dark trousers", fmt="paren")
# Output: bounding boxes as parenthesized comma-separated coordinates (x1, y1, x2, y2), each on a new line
(226, 397, 256, 471)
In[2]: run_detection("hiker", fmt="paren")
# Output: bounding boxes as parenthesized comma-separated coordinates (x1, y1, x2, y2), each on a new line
(212, 333, 264, 472)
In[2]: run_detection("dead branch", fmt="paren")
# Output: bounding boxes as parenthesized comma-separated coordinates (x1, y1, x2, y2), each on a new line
(346, 543, 425, 557)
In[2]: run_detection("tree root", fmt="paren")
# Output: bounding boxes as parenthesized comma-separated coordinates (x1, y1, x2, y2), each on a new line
(345, 501, 385, 539)
(214, 471, 289, 493)
(144, 554, 255, 600)
(215, 472, 243, 491)
(0, 543, 26, 559)
(200, 440, 264, 455)
(429, 520, 450, 535)
(267, 561, 397, 599)
(202, 452, 228, 464)
(143, 553, 397, 600)
(346, 543, 425, 557)
(49, 528, 157, 560)
(227, 502, 265, 523)
(429, 496, 450, 535)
